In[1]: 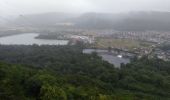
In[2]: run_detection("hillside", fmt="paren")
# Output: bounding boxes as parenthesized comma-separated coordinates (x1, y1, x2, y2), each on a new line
(0, 45, 169, 100)
(13, 12, 78, 27)
(13, 11, 170, 31)
(74, 12, 170, 31)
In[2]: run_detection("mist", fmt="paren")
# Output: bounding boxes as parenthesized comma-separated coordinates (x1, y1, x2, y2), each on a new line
(0, 1, 170, 99)
(1, 0, 170, 17)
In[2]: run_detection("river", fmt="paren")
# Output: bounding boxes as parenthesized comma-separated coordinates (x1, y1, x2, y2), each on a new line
(0, 33, 130, 67)
(0, 33, 68, 45)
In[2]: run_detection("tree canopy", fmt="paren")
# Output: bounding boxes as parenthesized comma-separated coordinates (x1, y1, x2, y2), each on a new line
(0, 45, 169, 100)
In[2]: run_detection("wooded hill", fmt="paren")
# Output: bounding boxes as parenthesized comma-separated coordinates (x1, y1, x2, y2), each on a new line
(0, 45, 169, 100)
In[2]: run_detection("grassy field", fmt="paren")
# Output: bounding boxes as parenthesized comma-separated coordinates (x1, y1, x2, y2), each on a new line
(95, 38, 155, 50)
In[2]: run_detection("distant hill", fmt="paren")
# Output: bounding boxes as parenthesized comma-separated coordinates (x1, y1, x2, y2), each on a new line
(71, 12, 126, 29)
(13, 12, 78, 27)
(73, 11, 170, 31)
(13, 11, 170, 31)
(113, 11, 170, 31)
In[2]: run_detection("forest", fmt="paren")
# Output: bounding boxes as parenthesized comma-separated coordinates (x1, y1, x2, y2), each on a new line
(0, 45, 169, 100)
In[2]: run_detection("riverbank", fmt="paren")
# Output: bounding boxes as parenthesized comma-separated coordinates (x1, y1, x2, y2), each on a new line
(0, 33, 69, 45)
(0, 32, 22, 38)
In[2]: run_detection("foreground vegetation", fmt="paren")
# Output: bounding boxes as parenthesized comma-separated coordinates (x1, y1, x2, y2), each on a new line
(0, 45, 169, 100)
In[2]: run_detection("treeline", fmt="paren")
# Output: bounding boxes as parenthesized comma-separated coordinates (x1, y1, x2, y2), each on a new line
(0, 45, 169, 100)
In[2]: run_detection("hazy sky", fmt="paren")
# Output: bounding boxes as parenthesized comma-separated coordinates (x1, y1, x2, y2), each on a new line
(0, 0, 170, 16)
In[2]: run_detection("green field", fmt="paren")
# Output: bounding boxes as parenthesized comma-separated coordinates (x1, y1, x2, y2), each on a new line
(95, 38, 155, 50)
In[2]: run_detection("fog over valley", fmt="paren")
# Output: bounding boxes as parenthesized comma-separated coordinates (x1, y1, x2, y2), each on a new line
(0, 1, 170, 99)
(0, 0, 170, 31)
(1, 0, 170, 15)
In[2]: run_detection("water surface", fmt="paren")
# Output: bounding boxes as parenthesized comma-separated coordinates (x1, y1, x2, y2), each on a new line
(0, 33, 68, 45)
(83, 49, 130, 67)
